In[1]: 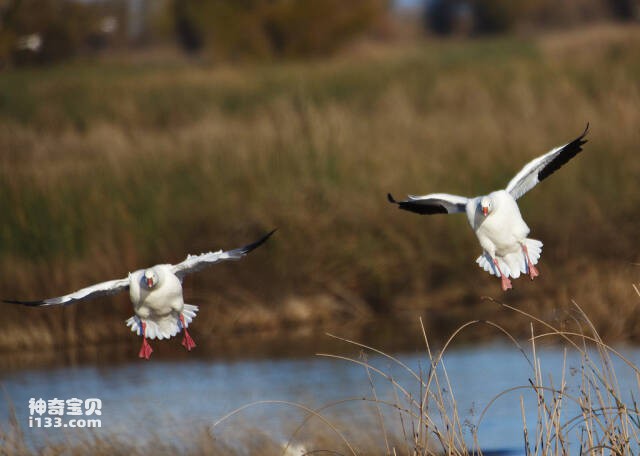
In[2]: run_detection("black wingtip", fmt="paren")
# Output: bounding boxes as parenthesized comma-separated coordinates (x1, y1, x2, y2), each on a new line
(241, 229, 277, 254)
(387, 193, 398, 204)
(575, 122, 589, 148)
(580, 122, 590, 140)
(537, 123, 591, 182)
(3, 299, 46, 307)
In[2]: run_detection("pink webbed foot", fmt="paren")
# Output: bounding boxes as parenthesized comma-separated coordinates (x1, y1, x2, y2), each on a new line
(138, 322, 153, 360)
(493, 258, 513, 291)
(180, 315, 196, 351)
(500, 274, 513, 291)
(521, 244, 540, 281)
(139, 338, 153, 359)
(182, 330, 196, 351)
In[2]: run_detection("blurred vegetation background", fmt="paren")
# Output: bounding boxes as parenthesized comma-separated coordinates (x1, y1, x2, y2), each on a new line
(0, 0, 639, 354)
(0, 0, 638, 66)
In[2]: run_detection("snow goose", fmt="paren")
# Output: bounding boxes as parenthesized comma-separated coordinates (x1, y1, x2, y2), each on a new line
(5, 230, 276, 359)
(388, 125, 589, 291)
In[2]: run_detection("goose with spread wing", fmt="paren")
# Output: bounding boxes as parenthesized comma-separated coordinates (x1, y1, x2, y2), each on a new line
(388, 125, 589, 291)
(5, 230, 276, 359)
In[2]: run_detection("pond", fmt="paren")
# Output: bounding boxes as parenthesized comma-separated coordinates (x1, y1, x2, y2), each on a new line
(1, 332, 639, 454)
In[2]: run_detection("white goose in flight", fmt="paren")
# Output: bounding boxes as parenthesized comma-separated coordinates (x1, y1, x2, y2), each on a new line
(388, 125, 589, 291)
(5, 230, 276, 359)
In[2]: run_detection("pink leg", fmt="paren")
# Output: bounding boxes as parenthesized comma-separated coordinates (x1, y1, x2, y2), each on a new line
(138, 321, 153, 360)
(493, 258, 513, 291)
(521, 244, 539, 281)
(180, 315, 196, 351)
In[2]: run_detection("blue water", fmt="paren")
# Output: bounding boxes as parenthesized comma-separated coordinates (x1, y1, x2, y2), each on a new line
(1, 340, 639, 453)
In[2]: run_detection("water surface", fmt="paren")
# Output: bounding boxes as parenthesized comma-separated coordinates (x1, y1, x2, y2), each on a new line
(1, 337, 639, 453)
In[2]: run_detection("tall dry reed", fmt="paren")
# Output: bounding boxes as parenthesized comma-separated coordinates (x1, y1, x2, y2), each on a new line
(168, 294, 640, 454)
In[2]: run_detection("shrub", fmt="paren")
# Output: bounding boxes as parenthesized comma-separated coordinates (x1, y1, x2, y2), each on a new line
(0, 0, 99, 66)
(425, 0, 526, 36)
(424, 0, 630, 36)
(170, 0, 389, 60)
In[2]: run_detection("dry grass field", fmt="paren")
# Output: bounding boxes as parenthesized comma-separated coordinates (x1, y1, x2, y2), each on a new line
(0, 24, 639, 353)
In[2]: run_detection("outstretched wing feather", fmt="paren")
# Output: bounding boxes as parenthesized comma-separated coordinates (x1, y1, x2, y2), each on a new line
(506, 124, 589, 200)
(387, 193, 468, 215)
(4, 277, 129, 307)
(172, 229, 276, 279)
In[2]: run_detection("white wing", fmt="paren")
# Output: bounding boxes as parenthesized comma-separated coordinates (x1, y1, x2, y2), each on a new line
(4, 277, 130, 307)
(388, 192, 468, 215)
(506, 124, 589, 200)
(172, 230, 276, 280)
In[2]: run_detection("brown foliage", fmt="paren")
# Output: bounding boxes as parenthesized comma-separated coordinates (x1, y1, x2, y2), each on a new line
(172, 0, 389, 59)
(0, 0, 99, 65)
(425, 0, 628, 36)
(0, 26, 639, 353)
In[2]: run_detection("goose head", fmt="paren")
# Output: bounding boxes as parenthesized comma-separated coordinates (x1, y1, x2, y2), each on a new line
(480, 196, 494, 217)
(143, 269, 159, 289)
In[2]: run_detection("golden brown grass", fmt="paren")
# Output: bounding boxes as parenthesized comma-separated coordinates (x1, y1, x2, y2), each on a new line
(0, 24, 639, 353)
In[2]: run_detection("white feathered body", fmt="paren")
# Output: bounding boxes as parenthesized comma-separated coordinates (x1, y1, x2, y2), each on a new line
(6, 230, 274, 356)
(125, 265, 198, 340)
(389, 127, 589, 284)
(466, 190, 542, 278)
